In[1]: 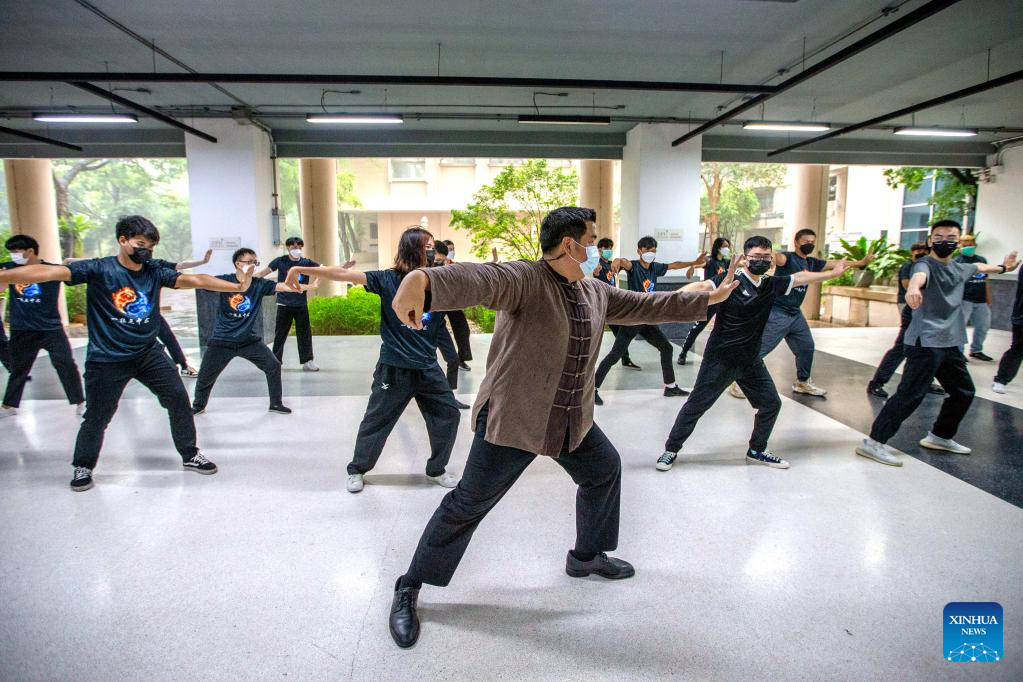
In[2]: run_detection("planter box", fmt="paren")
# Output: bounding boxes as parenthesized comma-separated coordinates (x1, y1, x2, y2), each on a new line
(822, 285, 900, 327)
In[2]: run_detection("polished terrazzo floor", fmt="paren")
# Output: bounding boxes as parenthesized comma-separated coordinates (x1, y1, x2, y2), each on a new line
(2, 329, 1021, 680)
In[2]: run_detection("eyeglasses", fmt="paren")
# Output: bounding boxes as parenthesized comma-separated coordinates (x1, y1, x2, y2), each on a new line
(237, 260, 260, 266)
(746, 257, 772, 264)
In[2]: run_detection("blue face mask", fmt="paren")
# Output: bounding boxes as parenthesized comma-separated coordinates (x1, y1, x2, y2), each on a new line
(571, 242, 601, 277)
(601, 249, 614, 261)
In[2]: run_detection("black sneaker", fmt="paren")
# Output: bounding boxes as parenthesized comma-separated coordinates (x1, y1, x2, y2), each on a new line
(389, 578, 421, 648)
(183, 452, 218, 475)
(928, 384, 946, 395)
(70, 466, 94, 492)
(655, 451, 677, 471)
(565, 551, 635, 580)
(454, 400, 471, 410)
(677, 353, 687, 366)
(269, 403, 292, 414)
(664, 386, 689, 397)
(594, 390, 603, 406)
(867, 382, 889, 398)
(970, 351, 993, 362)
(621, 359, 641, 371)
(458, 361, 471, 372)
(192, 405, 206, 415)
(745, 449, 790, 469)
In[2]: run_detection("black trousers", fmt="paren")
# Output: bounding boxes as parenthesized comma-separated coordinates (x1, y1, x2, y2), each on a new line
(73, 345, 198, 469)
(607, 325, 632, 364)
(3, 329, 84, 408)
(872, 304, 912, 386)
(405, 404, 622, 586)
(595, 324, 675, 387)
(0, 322, 11, 371)
(869, 343, 974, 444)
(348, 362, 460, 477)
(679, 304, 718, 358)
(158, 316, 188, 369)
(664, 357, 781, 453)
(192, 338, 283, 409)
(994, 324, 1023, 386)
(436, 325, 460, 390)
(446, 310, 473, 362)
(272, 305, 314, 364)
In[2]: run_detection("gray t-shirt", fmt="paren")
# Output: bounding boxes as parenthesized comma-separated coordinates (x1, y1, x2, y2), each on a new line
(904, 256, 978, 348)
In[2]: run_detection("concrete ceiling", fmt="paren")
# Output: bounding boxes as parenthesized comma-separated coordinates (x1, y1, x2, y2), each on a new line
(1, 0, 1021, 165)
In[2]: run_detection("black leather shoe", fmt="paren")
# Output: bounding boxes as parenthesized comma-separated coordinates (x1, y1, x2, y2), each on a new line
(389, 579, 421, 648)
(867, 383, 888, 398)
(677, 353, 687, 366)
(269, 403, 292, 414)
(663, 386, 689, 397)
(455, 400, 471, 410)
(970, 351, 993, 362)
(927, 384, 946, 395)
(565, 552, 635, 580)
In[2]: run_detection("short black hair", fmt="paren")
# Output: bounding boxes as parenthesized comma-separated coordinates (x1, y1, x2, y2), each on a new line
(582, 208, 597, 222)
(637, 236, 657, 250)
(597, 237, 614, 249)
(539, 206, 591, 253)
(744, 235, 773, 253)
(232, 247, 256, 262)
(285, 236, 304, 248)
(433, 241, 449, 256)
(910, 241, 930, 252)
(443, 240, 455, 248)
(5, 234, 39, 253)
(115, 215, 160, 244)
(794, 228, 816, 242)
(931, 219, 961, 232)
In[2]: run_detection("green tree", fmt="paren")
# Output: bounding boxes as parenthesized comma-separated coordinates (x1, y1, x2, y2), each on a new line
(451, 159, 578, 261)
(883, 167, 978, 227)
(700, 162, 787, 248)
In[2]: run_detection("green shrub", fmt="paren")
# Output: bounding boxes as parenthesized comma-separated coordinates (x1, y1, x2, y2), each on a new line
(65, 283, 87, 320)
(307, 286, 381, 335)
(465, 304, 496, 333)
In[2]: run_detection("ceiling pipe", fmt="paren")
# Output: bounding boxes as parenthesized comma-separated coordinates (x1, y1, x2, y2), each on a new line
(670, 0, 964, 146)
(1, 71, 779, 95)
(0, 125, 84, 152)
(68, 81, 218, 143)
(767, 69, 1023, 157)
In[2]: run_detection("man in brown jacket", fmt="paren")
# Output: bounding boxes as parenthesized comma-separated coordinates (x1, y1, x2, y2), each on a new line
(385, 206, 738, 648)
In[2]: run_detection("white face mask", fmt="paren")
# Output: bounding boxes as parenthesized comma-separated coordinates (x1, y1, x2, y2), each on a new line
(11, 252, 28, 265)
(289, 248, 303, 259)
(448, 250, 455, 259)
(640, 251, 656, 264)
(719, 247, 732, 260)
(239, 263, 255, 274)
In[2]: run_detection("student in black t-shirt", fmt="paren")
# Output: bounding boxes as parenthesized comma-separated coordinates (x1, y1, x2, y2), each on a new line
(594, 235, 706, 402)
(285, 226, 461, 494)
(430, 242, 469, 409)
(993, 269, 1023, 394)
(0, 235, 84, 419)
(257, 236, 320, 371)
(954, 233, 993, 360)
(592, 235, 638, 372)
(655, 236, 848, 472)
(677, 236, 732, 366)
(439, 239, 472, 372)
(0, 215, 256, 492)
(191, 247, 306, 415)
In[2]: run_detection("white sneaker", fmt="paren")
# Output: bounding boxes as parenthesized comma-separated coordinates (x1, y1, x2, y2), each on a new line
(992, 382, 1007, 394)
(793, 380, 827, 397)
(303, 361, 320, 372)
(855, 438, 903, 467)
(0, 406, 17, 419)
(346, 473, 364, 493)
(429, 471, 458, 488)
(180, 365, 199, 378)
(75, 403, 86, 417)
(919, 432, 971, 454)
(728, 382, 746, 400)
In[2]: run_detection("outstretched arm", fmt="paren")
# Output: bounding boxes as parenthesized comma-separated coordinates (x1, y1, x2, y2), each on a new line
(611, 257, 632, 273)
(904, 271, 928, 309)
(665, 251, 707, 271)
(790, 261, 848, 286)
(0, 263, 71, 284)
(175, 249, 213, 271)
(976, 250, 1019, 275)
(176, 272, 253, 293)
(287, 264, 367, 287)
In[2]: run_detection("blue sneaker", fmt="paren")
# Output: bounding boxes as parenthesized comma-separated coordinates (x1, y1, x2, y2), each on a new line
(656, 451, 678, 471)
(745, 449, 790, 469)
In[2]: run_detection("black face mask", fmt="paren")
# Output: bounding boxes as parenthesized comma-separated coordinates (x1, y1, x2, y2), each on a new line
(129, 247, 153, 264)
(930, 241, 958, 258)
(798, 243, 815, 256)
(747, 260, 771, 276)
(425, 249, 435, 263)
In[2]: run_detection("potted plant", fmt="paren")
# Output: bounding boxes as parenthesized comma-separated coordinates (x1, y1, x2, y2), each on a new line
(831, 236, 899, 287)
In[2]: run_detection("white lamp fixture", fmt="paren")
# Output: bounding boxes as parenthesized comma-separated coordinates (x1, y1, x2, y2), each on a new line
(743, 121, 831, 132)
(33, 113, 138, 123)
(306, 113, 403, 124)
(893, 126, 978, 137)
(517, 115, 611, 125)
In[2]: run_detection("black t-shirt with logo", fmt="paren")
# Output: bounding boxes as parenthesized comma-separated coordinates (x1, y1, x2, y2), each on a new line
(773, 251, 826, 313)
(704, 271, 794, 367)
(211, 274, 278, 341)
(151, 258, 179, 271)
(268, 256, 319, 307)
(1, 261, 64, 331)
(593, 259, 618, 287)
(954, 253, 989, 303)
(702, 257, 729, 281)
(67, 256, 180, 362)
(626, 260, 669, 293)
(365, 269, 446, 370)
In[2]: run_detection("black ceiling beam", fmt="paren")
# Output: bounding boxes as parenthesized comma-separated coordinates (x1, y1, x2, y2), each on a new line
(767, 69, 1023, 157)
(67, 81, 217, 143)
(0, 125, 83, 152)
(670, 0, 964, 146)
(0, 71, 779, 95)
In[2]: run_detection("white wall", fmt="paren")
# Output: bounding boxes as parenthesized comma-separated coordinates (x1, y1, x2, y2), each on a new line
(185, 119, 276, 275)
(976, 144, 1023, 275)
(620, 125, 702, 273)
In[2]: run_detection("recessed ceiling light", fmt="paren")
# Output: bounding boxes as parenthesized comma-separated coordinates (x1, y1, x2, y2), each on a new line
(517, 115, 611, 125)
(33, 113, 138, 123)
(306, 113, 403, 124)
(893, 127, 978, 137)
(743, 121, 831, 132)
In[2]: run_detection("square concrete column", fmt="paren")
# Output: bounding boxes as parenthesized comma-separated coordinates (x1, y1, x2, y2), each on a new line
(788, 164, 830, 320)
(298, 158, 341, 296)
(579, 160, 615, 240)
(620, 125, 702, 265)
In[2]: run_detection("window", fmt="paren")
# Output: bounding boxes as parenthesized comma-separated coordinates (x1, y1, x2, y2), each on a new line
(753, 187, 776, 214)
(827, 175, 838, 202)
(899, 173, 935, 249)
(439, 158, 475, 166)
(389, 158, 426, 181)
(488, 158, 525, 166)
